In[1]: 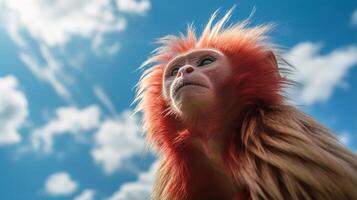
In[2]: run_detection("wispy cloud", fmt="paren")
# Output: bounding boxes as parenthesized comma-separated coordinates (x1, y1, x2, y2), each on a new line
(4, 13, 27, 48)
(351, 9, 357, 26)
(19, 45, 72, 101)
(284, 42, 357, 105)
(91, 110, 145, 175)
(31, 105, 101, 153)
(337, 132, 351, 145)
(94, 85, 118, 116)
(2, 0, 151, 101)
(116, 0, 151, 14)
(74, 189, 96, 200)
(91, 34, 122, 56)
(44, 172, 78, 196)
(0, 76, 28, 145)
(107, 160, 158, 200)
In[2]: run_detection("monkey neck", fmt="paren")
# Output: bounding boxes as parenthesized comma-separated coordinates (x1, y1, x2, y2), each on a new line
(181, 103, 235, 136)
(170, 118, 241, 200)
(186, 126, 230, 160)
(180, 112, 234, 164)
(157, 113, 242, 200)
(175, 102, 238, 168)
(171, 135, 241, 200)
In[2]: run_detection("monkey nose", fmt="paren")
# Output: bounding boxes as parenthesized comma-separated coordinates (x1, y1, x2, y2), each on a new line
(177, 66, 194, 77)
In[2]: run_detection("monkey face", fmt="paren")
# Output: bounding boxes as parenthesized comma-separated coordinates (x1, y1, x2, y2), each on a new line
(163, 48, 232, 114)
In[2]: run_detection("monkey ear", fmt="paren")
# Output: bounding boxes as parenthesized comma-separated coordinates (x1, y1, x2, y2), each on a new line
(265, 51, 281, 78)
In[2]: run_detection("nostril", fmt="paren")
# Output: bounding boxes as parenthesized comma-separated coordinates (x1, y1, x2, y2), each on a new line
(186, 67, 194, 73)
(177, 66, 194, 77)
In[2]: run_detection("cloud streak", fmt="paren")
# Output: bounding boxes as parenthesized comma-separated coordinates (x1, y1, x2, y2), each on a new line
(19, 45, 72, 101)
(351, 9, 357, 26)
(94, 85, 118, 116)
(3, 0, 151, 101)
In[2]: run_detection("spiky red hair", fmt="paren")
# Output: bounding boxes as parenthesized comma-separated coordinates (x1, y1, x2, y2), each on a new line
(135, 9, 357, 200)
(135, 9, 284, 151)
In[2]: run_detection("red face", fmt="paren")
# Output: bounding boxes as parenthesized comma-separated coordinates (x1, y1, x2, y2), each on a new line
(163, 48, 232, 115)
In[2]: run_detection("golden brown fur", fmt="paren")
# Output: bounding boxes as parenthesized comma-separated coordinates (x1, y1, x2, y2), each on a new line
(151, 105, 357, 200)
(136, 9, 357, 200)
(227, 105, 357, 200)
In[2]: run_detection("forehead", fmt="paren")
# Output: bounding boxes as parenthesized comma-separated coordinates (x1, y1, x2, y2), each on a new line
(166, 48, 224, 66)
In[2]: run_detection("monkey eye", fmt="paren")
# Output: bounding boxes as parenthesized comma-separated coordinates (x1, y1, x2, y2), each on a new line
(170, 67, 180, 76)
(197, 56, 216, 67)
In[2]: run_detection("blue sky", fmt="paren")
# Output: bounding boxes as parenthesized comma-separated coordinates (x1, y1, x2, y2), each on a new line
(0, 0, 356, 199)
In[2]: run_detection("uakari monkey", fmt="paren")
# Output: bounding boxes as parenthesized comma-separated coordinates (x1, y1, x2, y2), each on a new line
(135, 10, 357, 200)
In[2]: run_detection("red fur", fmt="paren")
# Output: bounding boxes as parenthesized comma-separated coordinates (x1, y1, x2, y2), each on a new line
(137, 10, 357, 199)
(136, 11, 286, 200)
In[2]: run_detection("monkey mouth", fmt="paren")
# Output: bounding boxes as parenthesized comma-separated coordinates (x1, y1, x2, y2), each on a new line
(173, 82, 208, 96)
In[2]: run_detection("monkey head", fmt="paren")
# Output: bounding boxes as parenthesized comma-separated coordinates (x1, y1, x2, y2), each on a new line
(162, 48, 232, 117)
(136, 11, 285, 148)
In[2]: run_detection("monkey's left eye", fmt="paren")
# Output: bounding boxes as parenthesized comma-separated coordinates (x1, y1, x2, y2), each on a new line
(170, 67, 180, 76)
(197, 56, 216, 67)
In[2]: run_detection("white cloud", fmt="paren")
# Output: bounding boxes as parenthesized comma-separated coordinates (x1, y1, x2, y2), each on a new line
(5, 13, 27, 48)
(45, 172, 78, 196)
(3, 0, 151, 101)
(116, 0, 151, 14)
(91, 34, 121, 56)
(31, 105, 101, 153)
(0, 76, 28, 145)
(351, 9, 357, 26)
(91, 110, 145, 174)
(284, 42, 357, 105)
(19, 45, 72, 101)
(107, 160, 158, 200)
(3, 0, 126, 47)
(337, 132, 351, 145)
(94, 85, 118, 116)
(74, 189, 95, 200)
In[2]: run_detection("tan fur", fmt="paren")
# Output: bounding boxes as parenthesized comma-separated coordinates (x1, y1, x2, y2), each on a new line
(227, 105, 357, 200)
(137, 9, 357, 200)
(150, 105, 357, 200)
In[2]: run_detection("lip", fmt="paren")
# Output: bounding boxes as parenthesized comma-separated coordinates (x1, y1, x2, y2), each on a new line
(173, 81, 207, 96)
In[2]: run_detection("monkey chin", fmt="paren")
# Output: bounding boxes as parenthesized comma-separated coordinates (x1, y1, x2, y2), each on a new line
(173, 86, 216, 118)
